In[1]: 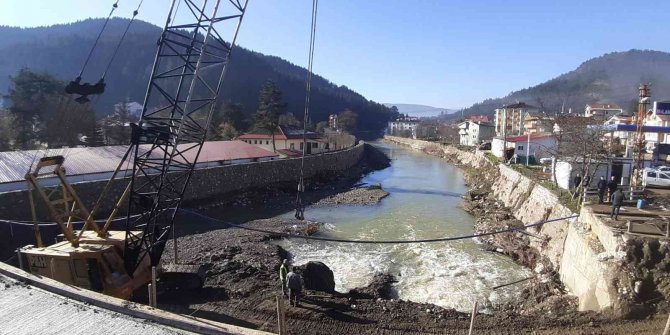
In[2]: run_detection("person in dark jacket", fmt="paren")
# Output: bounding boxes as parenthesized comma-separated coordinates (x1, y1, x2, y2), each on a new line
(286, 270, 303, 307)
(611, 189, 624, 220)
(607, 176, 618, 202)
(597, 176, 607, 204)
(573, 174, 582, 190)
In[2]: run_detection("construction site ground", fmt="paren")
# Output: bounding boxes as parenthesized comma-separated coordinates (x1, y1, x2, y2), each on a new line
(0, 274, 193, 335)
(153, 210, 669, 335)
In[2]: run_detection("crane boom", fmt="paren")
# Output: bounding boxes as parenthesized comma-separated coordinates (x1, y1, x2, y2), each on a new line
(124, 0, 248, 275)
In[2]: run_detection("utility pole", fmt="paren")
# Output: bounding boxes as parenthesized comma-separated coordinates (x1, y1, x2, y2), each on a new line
(632, 84, 650, 190)
(526, 132, 530, 166)
(503, 108, 508, 160)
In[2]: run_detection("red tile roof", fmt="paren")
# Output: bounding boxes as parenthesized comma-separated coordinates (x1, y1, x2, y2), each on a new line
(179, 140, 277, 163)
(0, 141, 277, 184)
(465, 115, 489, 122)
(237, 126, 320, 140)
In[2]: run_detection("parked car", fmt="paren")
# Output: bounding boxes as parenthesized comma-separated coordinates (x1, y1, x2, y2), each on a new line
(656, 166, 670, 173)
(643, 169, 670, 188)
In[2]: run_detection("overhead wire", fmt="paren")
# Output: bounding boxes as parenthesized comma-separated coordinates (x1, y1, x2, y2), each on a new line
(295, 0, 319, 220)
(180, 208, 579, 244)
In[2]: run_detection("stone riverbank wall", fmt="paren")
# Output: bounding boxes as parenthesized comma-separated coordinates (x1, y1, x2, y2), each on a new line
(0, 143, 366, 221)
(384, 136, 629, 314)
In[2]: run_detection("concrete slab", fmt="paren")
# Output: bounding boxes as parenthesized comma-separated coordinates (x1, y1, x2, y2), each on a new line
(0, 274, 193, 335)
(0, 262, 272, 335)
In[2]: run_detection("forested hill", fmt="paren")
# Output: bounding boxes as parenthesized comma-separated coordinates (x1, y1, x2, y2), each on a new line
(0, 18, 395, 135)
(459, 50, 670, 118)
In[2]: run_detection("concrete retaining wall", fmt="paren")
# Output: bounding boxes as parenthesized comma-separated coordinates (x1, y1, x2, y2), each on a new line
(384, 135, 625, 312)
(0, 143, 365, 221)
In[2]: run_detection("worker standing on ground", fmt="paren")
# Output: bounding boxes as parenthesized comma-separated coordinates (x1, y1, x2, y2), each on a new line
(286, 270, 303, 307)
(611, 189, 624, 220)
(572, 173, 582, 199)
(607, 176, 618, 202)
(597, 176, 607, 204)
(279, 259, 289, 297)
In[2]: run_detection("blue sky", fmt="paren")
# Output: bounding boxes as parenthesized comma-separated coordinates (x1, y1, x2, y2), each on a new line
(1, 0, 669, 108)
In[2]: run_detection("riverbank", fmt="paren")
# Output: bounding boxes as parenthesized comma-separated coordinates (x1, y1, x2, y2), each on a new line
(156, 216, 665, 334)
(150, 140, 664, 334)
(383, 136, 670, 324)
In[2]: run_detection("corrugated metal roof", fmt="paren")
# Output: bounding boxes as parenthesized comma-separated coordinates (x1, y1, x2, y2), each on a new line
(0, 141, 277, 184)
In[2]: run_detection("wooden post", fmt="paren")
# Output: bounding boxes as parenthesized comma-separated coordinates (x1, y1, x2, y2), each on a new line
(276, 295, 286, 335)
(468, 301, 478, 335)
(151, 266, 158, 307)
(663, 312, 670, 335)
(148, 283, 154, 307)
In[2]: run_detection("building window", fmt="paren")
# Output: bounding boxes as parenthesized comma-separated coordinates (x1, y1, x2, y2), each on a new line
(266, 140, 269, 145)
(312, 142, 318, 148)
(290, 143, 295, 149)
(300, 142, 304, 150)
(518, 145, 523, 150)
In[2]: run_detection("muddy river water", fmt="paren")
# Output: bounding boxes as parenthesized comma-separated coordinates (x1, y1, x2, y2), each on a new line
(278, 142, 531, 312)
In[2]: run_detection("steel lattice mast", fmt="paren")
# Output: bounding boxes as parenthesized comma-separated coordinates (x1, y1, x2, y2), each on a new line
(124, 0, 247, 275)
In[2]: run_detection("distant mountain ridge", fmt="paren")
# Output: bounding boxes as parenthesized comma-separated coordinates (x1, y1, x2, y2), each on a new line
(0, 18, 396, 135)
(459, 50, 670, 119)
(383, 103, 457, 117)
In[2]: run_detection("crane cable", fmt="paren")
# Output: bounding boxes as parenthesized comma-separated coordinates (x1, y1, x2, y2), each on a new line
(77, 0, 120, 79)
(101, 0, 144, 80)
(295, 0, 319, 220)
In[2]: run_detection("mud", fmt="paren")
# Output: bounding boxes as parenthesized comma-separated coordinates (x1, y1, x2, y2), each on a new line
(314, 186, 389, 206)
(153, 217, 664, 334)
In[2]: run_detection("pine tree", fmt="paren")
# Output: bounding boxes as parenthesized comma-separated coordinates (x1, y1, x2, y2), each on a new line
(254, 81, 285, 152)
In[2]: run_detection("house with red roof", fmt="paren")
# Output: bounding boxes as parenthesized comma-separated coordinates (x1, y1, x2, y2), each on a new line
(491, 133, 556, 162)
(237, 125, 331, 155)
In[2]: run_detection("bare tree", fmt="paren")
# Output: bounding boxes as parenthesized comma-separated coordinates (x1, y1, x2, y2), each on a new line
(550, 115, 610, 202)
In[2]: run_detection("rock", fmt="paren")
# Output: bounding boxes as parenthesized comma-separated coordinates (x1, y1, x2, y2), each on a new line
(296, 261, 336, 293)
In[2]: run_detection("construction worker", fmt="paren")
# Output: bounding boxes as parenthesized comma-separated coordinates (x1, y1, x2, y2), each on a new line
(279, 259, 289, 296)
(573, 174, 582, 190)
(607, 176, 618, 202)
(286, 270, 303, 307)
(597, 176, 607, 204)
(611, 189, 624, 220)
(572, 173, 582, 199)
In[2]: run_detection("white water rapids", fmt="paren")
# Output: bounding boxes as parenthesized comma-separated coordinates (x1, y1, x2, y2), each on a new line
(278, 142, 531, 312)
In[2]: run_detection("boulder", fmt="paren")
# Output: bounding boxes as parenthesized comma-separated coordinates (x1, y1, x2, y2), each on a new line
(296, 261, 335, 293)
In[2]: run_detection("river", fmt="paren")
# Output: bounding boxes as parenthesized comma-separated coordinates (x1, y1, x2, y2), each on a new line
(278, 142, 531, 312)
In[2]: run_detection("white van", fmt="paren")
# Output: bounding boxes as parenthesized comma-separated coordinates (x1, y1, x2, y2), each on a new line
(643, 169, 670, 188)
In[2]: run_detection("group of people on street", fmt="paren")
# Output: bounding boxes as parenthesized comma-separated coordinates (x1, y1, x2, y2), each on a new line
(575, 174, 624, 220)
(279, 259, 303, 307)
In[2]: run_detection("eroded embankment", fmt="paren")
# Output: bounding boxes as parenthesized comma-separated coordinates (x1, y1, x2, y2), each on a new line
(383, 135, 670, 319)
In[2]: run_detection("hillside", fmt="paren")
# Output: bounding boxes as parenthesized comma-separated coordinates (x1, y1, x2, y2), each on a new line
(459, 50, 670, 118)
(382, 103, 456, 117)
(0, 19, 396, 135)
